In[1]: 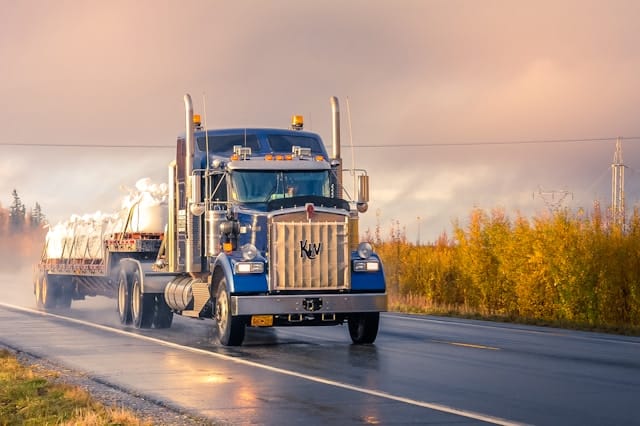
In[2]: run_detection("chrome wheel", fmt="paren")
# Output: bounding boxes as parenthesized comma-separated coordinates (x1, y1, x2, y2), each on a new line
(214, 278, 245, 346)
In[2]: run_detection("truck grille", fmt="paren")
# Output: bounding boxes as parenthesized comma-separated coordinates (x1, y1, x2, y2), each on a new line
(269, 214, 350, 291)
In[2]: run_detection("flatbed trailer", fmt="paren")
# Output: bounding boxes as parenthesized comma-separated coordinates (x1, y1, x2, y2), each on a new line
(34, 232, 163, 307)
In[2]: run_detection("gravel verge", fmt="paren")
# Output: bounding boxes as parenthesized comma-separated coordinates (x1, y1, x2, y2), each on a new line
(1, 343, 223, 426)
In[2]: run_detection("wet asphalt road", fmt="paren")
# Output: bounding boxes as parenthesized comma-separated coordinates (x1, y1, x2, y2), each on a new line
(1, 282, 640, 425)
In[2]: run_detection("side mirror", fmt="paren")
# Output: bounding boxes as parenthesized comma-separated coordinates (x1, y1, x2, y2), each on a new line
(358, 174, 369, 203)
(357, 174, 369, 213)
(189, 174, 205, 216)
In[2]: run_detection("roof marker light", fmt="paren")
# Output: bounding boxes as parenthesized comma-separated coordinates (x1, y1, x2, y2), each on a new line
(291, 115, 304, 130)
(193, 114, 202, 130)
(232, 145, 252, 160)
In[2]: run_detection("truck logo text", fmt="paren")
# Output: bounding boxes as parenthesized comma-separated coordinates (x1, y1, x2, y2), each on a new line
(300, 240, 322, 259)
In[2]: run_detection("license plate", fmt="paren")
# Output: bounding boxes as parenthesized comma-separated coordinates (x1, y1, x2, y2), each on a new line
(251, 315, 274, 327)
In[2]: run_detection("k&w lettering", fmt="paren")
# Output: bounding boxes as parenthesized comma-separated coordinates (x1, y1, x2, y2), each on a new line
(300, 240, 322, 259)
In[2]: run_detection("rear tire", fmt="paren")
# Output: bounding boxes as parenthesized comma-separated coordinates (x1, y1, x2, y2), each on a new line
(348, 312, 380, 344)
(214, 278, 245, 346)
(131, 270, 154, 329)
(35, 273, 44, 309)
(117, 269, 132, 325)
(152, 295, 173, 329)
(56, 277, 72, 309)
(40, 273, 57, 310)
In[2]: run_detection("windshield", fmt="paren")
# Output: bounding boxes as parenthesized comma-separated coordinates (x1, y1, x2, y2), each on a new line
(230, 170, 331, 203)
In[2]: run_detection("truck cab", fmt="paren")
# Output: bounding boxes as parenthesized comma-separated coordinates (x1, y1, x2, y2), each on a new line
(35, 94, 386, 347)
(156, 96, 386, 345)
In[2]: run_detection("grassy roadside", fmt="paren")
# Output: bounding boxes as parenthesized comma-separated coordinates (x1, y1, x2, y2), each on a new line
(389, 292, 640, 336)
(0, 349, 150, 426)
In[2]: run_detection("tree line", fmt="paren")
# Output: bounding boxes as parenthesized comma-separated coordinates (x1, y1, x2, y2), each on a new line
(0, 190, 47, 269)
(369, 204, 640, 333)
(0, 189, 45, 235)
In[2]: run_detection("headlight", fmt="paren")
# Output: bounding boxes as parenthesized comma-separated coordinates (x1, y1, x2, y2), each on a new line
(353, 260, 380, 272)
(241, 243, 258, 260)
(235, 262, 264, 274)
(357, 242, 373, 259)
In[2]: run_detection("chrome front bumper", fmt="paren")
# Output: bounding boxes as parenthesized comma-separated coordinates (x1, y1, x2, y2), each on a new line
(230, 293, 387, 316)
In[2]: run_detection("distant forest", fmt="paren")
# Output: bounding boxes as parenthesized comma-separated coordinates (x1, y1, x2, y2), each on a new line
(371, 203, 640, 334)
(0, 190, 46, 270)
(3, 187, 638, 334)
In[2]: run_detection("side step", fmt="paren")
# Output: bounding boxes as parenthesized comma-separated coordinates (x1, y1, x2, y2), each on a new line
(181, 282, 210, 318)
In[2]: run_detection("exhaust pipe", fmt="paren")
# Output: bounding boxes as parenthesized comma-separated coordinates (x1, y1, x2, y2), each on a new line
(330, 96, 342, 199)
(184, 94, 194, 199)
(167, 161, 177, 271)
(183, 94, 201, 272)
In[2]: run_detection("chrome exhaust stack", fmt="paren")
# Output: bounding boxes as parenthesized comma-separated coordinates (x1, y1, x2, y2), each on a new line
(183, 94, 201, 273)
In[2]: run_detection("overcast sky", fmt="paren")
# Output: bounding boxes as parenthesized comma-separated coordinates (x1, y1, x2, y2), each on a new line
(2, 1, 640, 242)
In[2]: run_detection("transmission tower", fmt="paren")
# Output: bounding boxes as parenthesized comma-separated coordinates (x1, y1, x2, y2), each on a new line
(611, 137, 626, 228)
(534, 186, 573, 213)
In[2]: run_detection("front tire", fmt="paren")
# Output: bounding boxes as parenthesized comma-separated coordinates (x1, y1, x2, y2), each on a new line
(131, 270, 154, 329)
(214, 278, 245, 346)
(348, 312, 380, 344)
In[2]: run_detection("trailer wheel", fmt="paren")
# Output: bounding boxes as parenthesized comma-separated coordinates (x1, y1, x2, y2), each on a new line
(117, 269, 132, 325)
(348, 312, 380, 344)
(35, 273, 44, 309)
(131, 270, 154, 329)
(39, 273, 57, 310)
(56, 277, 72, 309)
(152, 295, 173, 329)
(214, 278, 245, 346)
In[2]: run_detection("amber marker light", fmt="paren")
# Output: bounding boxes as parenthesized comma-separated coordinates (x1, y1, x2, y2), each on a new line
(291, 115, 304, 130)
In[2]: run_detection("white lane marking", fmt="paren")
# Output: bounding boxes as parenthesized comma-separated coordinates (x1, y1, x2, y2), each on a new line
(0, 302, 525, 426)
(384, 313, 559, 335)
(384, 313, 640, 346)
(436, 340, 501, 351)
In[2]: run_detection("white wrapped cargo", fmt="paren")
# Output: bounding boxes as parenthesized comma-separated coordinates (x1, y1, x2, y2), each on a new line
(44, 178, 167, 260)
(122, 178, 168, 234)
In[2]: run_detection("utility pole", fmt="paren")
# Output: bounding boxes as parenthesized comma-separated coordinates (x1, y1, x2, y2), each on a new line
(534, 186, 572, 213)
(611, 137, 625, 229)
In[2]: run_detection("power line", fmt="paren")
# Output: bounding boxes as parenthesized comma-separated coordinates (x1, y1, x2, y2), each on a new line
(352, 136, 640, 148)
(1, 135, 640, 149)
(0, 142, 173, 149)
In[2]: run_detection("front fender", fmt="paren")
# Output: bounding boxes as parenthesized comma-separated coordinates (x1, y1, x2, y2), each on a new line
(212, 252, 235, 292)
(212, 253, 268, 294)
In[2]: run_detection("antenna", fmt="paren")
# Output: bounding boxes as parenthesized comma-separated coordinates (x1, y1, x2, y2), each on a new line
(346, 97, 356, 197)
(202, 93, 209, 171)
(611, 137, 625, 228)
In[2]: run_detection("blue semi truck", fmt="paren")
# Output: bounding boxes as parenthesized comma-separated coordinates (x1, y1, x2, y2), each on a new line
(35, 94, 387, 346)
